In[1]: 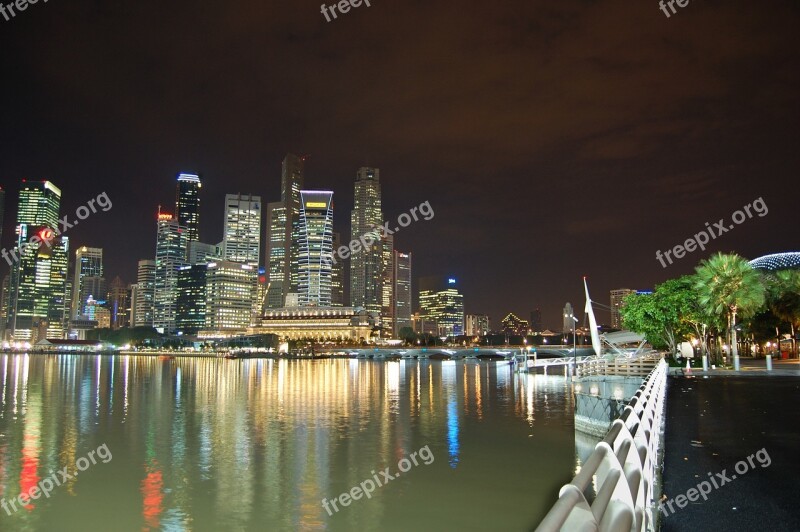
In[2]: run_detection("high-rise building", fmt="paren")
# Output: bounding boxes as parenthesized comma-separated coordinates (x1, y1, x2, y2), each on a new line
(610, 288, 636, 329)
(297, 191, 334, 307)
(530, 308, 542, 333)
(380, 233, 394, 335)
(107, 276, 130, 329)
(187, 241, 219, 265)
(393, 251, 412, 336)
(205, 260, 257, 331)
(330, 233, 344, 306)
(6, 181, 69, 340)
(350, 167, 384, 313)
(176, 264, 207, 335)
(222, 193, 261, 267)
(71, 246, 103, 317)
(465, 314, 490, 336)
(563, 302, 575, 334)
(176, 173, 202, 243)
(132, 259, 156, 327)
(266, 153, 306, 307)
(501, 313, 529, 336)
(153, 212, 188, 333)
(419, 276, 464, 337)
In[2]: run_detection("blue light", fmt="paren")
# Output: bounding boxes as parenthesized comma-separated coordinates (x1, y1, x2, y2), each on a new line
(448, 278, 456, 284)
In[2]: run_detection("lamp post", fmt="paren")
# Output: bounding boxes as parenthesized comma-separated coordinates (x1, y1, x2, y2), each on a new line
(565, 313, 578, 378)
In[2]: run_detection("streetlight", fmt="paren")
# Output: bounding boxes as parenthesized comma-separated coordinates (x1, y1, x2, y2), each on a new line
(565, 313, 578, 377)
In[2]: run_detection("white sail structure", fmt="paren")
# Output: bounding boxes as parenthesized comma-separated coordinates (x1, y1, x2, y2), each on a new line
(584, 277, 603, 356)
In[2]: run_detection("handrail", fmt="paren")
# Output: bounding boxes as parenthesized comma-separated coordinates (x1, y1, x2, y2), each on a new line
(535, 358, 668, 532)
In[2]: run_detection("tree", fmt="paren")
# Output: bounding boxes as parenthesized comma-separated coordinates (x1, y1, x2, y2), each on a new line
(764, 269, 800, 356)
(398, 327, 416, 345)
(620, 276, 697, 353)
(694, 253, 766, 362)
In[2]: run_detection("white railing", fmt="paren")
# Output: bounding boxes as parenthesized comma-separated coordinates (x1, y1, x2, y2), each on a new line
(535, 359, 668, 532)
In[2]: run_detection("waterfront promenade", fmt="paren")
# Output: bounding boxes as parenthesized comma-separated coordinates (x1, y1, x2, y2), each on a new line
(662, 359, 800, 531)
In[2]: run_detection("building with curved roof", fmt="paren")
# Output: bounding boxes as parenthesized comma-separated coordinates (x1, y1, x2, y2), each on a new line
(749, 252, 800, 271)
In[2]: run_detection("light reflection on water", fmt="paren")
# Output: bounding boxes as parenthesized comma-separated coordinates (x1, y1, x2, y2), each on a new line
(0, 354, 576, 531)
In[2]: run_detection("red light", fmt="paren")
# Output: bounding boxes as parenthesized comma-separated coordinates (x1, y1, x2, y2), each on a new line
(39, 229, 54, 241)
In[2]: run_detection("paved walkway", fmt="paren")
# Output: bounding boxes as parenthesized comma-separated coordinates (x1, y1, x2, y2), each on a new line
(662, 364, 800, 531)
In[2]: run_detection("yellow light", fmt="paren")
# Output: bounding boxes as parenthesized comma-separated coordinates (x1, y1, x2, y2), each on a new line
(306, 202, 327, 208)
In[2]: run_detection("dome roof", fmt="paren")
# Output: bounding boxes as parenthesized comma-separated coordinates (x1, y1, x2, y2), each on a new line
(749, 252, 800, 271)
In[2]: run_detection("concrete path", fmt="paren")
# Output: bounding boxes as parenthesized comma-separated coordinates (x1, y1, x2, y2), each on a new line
(661, 368, 800, 531)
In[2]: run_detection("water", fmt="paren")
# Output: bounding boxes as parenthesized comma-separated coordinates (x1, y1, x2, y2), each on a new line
(0, 355, 576, 531)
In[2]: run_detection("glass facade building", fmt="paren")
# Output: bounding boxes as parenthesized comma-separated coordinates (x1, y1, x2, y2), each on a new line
(176, 173, 202, 244)
(205, 260, 257, 330)
(153, 213, 188, 333)
(222, 193, 261, 267)
(418, 276, 464, 337)
(298, 191, 334, 307)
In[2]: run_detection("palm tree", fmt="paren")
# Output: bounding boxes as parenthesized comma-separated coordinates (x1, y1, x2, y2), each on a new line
(694, 253, 766, 365)
(765, 270, 800, 357)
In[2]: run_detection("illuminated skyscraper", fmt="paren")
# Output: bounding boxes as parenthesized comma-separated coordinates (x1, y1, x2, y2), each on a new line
(393, 251, 412, 335)
(330, 233, 344, 307)
(205, 260, 257, 330)
(266, 153, 306, 307)
(222, 193, 261, 267)
(176, 173, 202, 243)
(298, 191, 334, 307)
(610, 288, 636, 328)
(71, 246, 103, 317)
(107, 276, 130, 329)
(350, 167, 384, 313)
(176, 264, 207, 334)
(153, 212, 188, 333)
(6, 180, 69, 340)
(380, 233, 394, 335)
(419, 276, 464, 337)
(132, 259, 156, 327)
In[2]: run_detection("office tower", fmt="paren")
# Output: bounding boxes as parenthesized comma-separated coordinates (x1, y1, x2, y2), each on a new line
(266, 153, 306, 307)
(297, 191, 334, 307)
(205, 260, 257, 330)
(176, 264, 207, 334)
(187, 241, 218, 265)
(501, 313, 529, 336)
(393, 251, 412, 335)
(0, 275, 8, 337)
(350, 167, 384, 313)
(153, 212, 188, 333)
(465, 314, 490, 336)
(330, 233, 344, 306)
(419, 276, 464, 336)
(563, 302, 575, 334)
(71, 246, 103, 317)
(610, 288, 636, 328)
(133, 259, 156, 327)
(80, 276, 107, 314)
(222, 193, 261, 267)
(530, 308, 542, 333)
(107, 276, 130, 329)
(380, 233, 394, 336)
(176, 173, 202, 243)
(6, 181, 69, 340)
(254, 267, 268, 320)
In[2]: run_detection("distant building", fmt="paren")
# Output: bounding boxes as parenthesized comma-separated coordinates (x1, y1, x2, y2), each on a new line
(501, 313, 529, 336)
(465, 314, 490, 336)
(393, 251, 412, 335)
(107, 276, 130, 329)
(529, 308, 542, 332)
(330, 233, 345, 306)
(610, 288, 636, 329)
(419, 276, 464, 336)
(350, 167, 385, 314)
(563, 302, 575, 334)
(176, 173, 202, 243)
(176, 264, 207, 335)
(204, 260, 257, 331)
(187, 241, 219, 265)
(298, 191, 334, 306)
(411, 312, 438, 335)
(222, 193, 261, 267)
(153, 212, 188, 333)
(132, 259, 156, 327)
(380, 233, 394, 336)
(251, 306, 377, 342)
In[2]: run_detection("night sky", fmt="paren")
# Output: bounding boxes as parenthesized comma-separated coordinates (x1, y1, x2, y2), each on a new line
(1, 0, 797, 329)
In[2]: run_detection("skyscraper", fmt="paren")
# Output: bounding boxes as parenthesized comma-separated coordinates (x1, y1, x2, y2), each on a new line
(176, 264, 207, 334)
(419, 276, 464, 337)
(350, 167, 383, 313)
(266, 153, 305, 307)
(71, 246, 104, 317)
(107, 276, 130, 329)
(176, 173, 202, 243)
(563, 302, 575, 334)
(6, 181, 69, 340)
(610, 288, 636, 328)
(393, 251, 412, 335)
(297, 191, 334, 307)
(153, 212, 188, 333)
(330, 232, 344, 306)
(205, 260, 257, 330)
(132, 259, 156, 327)
(530, 308, 543, 333)
(380, 233, 394, 336)
(222, 193, 261, 267)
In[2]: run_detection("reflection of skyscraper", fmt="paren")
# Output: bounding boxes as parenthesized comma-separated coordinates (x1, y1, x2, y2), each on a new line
(222, 194, 261, 267)
(176, 173, 202, 243)
(71, 246, 103, 317)
(393, 251, 412, 336)
(133, 259, 156, 327)
(350, 167, 383, 313)
(298, 191, 334, 307)
(610, 288, 636, 328)
(266, 154, 305, 307)
(6, 180, 69, 340)
(153, 212, 188, 333)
